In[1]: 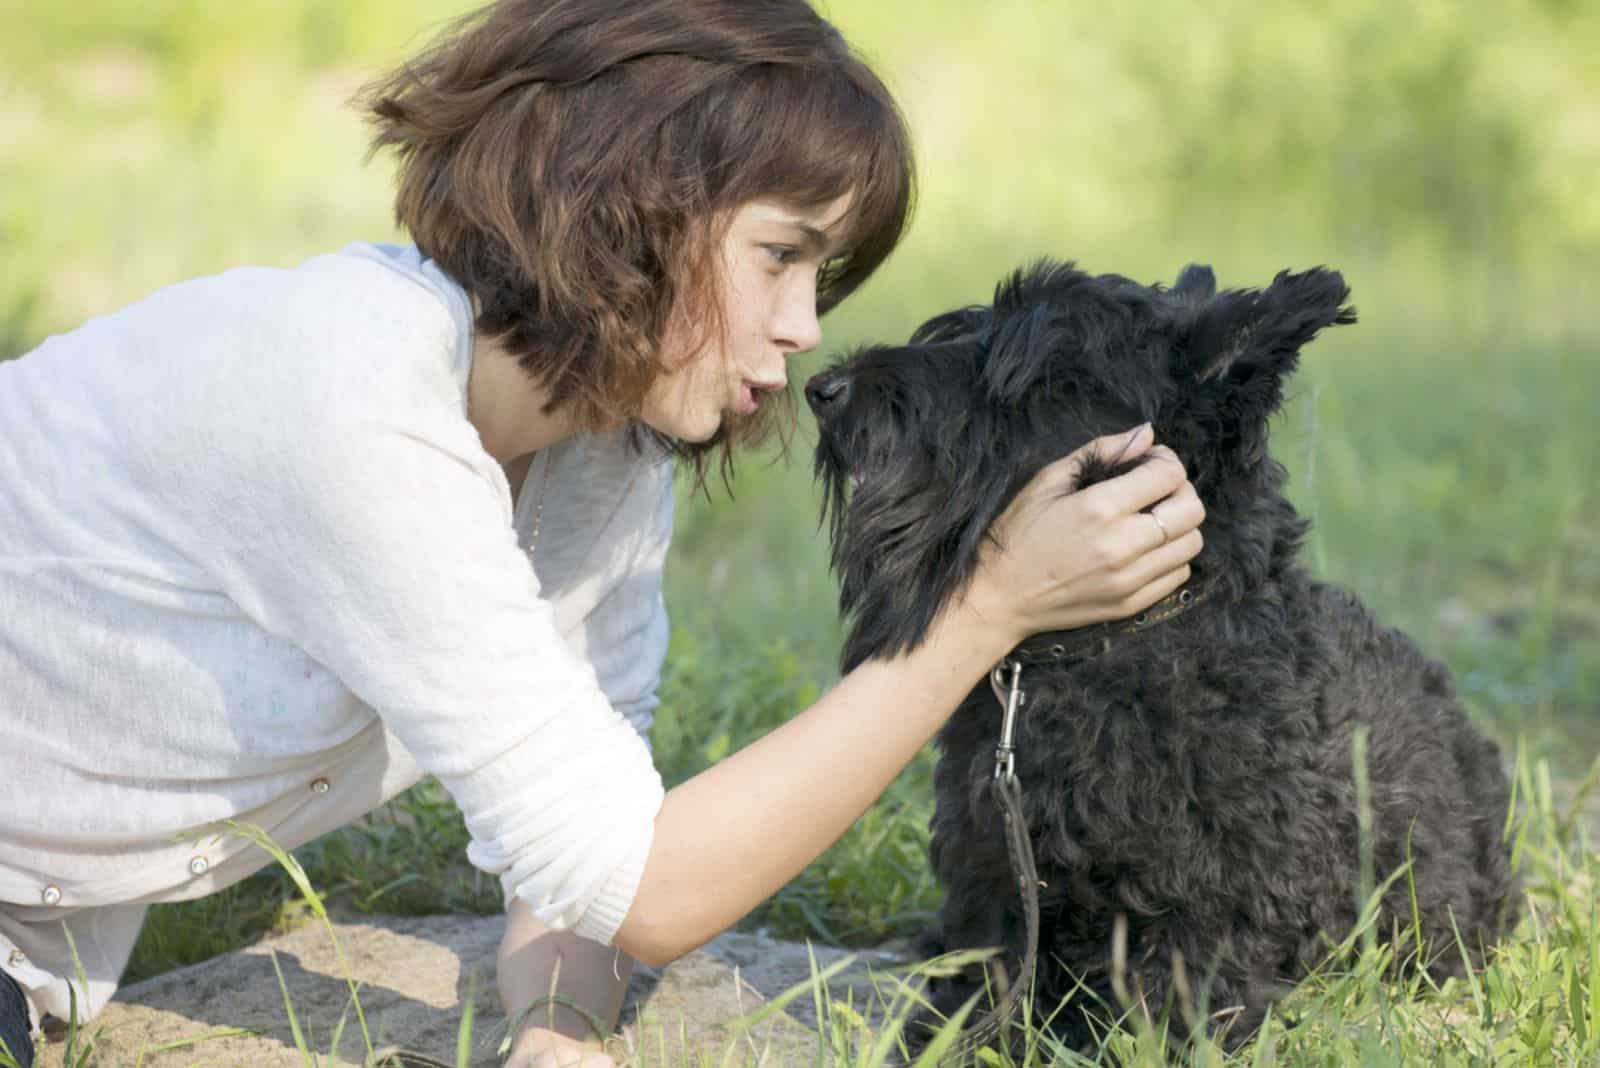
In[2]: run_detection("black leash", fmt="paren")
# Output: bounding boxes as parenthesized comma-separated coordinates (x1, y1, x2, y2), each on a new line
(941, 660, 1043, 1063)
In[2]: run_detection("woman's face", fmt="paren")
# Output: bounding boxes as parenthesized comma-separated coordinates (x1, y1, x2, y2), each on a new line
(639, 195, 854, 443)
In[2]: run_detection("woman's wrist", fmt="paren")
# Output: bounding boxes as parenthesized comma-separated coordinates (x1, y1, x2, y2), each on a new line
(924, 575, 1028, 670)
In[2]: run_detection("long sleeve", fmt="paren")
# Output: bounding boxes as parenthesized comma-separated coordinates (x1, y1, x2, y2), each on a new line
(185, 306, 663, 943)
(0, 244, 673, 1032)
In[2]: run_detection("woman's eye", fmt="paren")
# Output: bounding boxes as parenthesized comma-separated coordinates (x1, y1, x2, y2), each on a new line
(764, 244, 800, 267)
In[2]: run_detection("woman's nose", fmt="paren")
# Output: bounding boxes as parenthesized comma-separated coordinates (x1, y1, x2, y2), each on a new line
(775, 288, 822, 355)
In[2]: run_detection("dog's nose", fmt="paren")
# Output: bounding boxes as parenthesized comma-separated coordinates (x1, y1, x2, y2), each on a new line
(805, 371, 850, 417)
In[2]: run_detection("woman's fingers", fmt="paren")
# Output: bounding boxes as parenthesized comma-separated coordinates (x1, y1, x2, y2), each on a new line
(525, 1049, 617, 1068)
(1105, 557, 1194, 619)
(1155, 478, 1206, 533)
(1041, 423, 1155, 494)
(1126, 479, 1206, 556)
(975, 426, 1207, 637)
(1075, 444, 1189, 519)
(1067, 452, 1203, 570)
(1109, 528, 1204, 600)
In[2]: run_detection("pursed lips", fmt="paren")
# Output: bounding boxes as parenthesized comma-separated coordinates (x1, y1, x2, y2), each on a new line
(735, 373, 787, 413)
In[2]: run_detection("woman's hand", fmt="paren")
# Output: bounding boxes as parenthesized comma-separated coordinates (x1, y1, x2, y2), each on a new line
(964, 423, 1205, 646)
(504, 1028, 617, 1068)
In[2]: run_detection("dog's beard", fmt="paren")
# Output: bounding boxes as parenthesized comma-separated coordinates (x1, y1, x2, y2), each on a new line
(820, 444, 1029, 670)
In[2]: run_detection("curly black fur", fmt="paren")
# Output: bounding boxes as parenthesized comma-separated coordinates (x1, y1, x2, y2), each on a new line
(806, 261, 1519, 1053)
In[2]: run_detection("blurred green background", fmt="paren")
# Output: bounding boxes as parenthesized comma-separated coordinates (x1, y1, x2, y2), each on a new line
(2, 0, 1597, 964)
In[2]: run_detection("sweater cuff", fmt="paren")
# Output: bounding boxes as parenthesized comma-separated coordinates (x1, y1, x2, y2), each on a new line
(567, 813, 656, 946)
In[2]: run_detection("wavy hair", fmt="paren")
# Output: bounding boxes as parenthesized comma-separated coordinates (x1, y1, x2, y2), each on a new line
(362, 0, 915, 476)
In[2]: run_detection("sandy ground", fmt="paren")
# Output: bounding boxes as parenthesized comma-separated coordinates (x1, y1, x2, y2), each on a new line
(33, 915, 912, 1067)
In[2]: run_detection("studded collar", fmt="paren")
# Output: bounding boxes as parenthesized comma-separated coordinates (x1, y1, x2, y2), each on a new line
(1003, 582, 1214, 669)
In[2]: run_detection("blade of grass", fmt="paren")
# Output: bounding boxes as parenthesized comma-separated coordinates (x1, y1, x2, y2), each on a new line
(224, 821, 375, 1057)
(269, 949, 317, 1068)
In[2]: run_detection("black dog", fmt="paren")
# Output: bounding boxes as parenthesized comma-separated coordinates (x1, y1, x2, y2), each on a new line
(807, 261, 1519, 1053)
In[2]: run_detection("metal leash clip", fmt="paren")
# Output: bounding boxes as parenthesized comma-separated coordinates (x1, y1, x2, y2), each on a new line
(946, 657, 1042, 1064)
(990, 659, 1025, 784)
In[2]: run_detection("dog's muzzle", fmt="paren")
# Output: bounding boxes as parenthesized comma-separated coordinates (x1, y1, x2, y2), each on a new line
(804, 369, 850, 419)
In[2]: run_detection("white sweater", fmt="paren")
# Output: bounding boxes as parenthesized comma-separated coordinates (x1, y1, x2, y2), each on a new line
(0, 243, 672, 1025)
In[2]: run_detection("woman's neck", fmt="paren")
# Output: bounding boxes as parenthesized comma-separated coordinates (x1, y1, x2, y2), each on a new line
(467, 331, 583, 462)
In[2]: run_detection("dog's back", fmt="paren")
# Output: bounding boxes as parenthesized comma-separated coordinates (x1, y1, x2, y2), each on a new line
(926, 563, 1517, 1049)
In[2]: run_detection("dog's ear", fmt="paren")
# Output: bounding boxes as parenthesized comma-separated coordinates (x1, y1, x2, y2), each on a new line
(1183, 267, 1355, 385)
(910, 305, 990, 345)
(1173, 267, 1354, 465)
(1172, 263, 1217, 303)
(983, 305, 1060, 405)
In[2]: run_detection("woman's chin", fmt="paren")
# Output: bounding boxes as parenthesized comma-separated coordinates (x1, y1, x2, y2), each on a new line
(641, 411, 722, 444)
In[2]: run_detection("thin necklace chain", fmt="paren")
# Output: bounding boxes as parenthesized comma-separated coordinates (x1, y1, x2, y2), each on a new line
(466, 371, 554, 562)
(526, 449, 555, 561)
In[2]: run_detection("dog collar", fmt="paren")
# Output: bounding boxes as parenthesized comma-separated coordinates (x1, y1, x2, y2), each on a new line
(986, 580, 1214, 785)
(1003, 582, 1214, 669)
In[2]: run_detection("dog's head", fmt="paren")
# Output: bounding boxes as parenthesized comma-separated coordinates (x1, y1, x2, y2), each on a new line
(808, 260, 1355, 668)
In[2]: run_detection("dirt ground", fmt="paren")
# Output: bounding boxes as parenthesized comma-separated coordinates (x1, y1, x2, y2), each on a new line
(34, 915, 909, 1067)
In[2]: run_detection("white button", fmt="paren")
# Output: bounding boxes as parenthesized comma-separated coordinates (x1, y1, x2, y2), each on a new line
(188, 856, 210, 876)
(6, 950, 23, 967)
(40, 885, 61, 906)
(310, 777, 330, 794)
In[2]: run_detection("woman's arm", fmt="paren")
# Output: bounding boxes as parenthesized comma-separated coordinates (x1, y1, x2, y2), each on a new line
(616, 426, 1204, 966)
(499, 901, 632, 1067)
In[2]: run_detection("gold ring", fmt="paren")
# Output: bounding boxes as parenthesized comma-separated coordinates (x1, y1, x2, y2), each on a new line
(1150, 510, 1171, 545)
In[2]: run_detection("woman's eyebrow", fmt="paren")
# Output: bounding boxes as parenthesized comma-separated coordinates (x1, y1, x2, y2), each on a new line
(778, 218, 846, 258)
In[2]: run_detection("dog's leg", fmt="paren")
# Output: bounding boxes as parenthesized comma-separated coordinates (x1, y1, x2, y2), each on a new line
(1108, 920, 1283, 1055)
(906, 813, 1021, 1058)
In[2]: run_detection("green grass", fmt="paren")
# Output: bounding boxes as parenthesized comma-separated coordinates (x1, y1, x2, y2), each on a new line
(24, 751, 1600, 1067)
(3, 0, 1598, 1063)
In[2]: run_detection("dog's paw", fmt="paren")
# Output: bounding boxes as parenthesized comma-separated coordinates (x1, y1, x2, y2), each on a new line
(910, 925, 947, 961)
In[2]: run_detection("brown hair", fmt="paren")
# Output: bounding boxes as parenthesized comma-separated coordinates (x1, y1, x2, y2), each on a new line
(362, 0, 915, 475)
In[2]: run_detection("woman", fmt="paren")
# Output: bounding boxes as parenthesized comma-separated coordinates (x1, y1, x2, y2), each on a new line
(0, 2, 1204, 1066)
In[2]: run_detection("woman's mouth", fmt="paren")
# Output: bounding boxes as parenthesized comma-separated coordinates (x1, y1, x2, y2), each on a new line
(735, 379, 784, 415)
